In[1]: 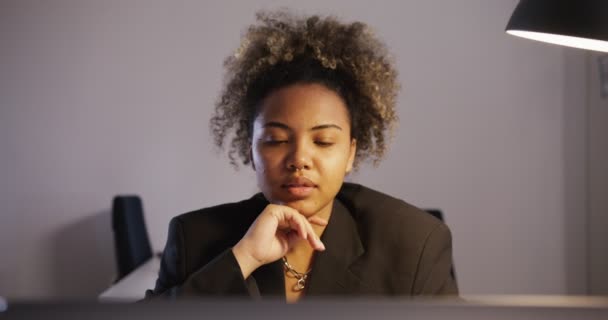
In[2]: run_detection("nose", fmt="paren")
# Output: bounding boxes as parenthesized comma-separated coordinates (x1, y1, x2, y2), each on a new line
(285, 140, 312, 171)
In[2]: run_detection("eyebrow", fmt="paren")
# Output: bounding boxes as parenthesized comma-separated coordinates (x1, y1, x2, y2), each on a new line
(263, 121, 343, 131)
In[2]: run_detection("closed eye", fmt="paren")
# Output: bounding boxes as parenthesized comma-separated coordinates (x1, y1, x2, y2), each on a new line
(264, 140, 288, 145)
(315, 141, 334, 147)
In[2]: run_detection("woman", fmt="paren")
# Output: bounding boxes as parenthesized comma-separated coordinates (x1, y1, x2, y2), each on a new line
(147, 11, 457, 302)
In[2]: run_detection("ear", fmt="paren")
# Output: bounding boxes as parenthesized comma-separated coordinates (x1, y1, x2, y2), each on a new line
(249, 146, 256, 171)
(345, 138, 357, 173)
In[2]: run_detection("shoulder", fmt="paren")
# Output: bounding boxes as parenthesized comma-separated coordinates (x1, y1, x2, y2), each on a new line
(336, 183, 454, 292)
(338, 182, 442, 227)
(337, 182, 449, 248)
(173, 193, 266, 226)
(162, 194, 268, 276)
(168, 193, 268, 245)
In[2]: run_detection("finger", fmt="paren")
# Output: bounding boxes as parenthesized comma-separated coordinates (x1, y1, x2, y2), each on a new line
(301, 216, 325, 251)
(275, 230, 290, 253)
(286, 231, 301, 248)
(274, 206, 321, 249)
(291, 212, 310, 240)
(280, 209, 307, 240)
(308, 232, 325, 251)
(308, 216, 328, 226)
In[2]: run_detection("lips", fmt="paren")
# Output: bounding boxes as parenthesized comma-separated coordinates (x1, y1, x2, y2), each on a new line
(282, 176, 316, 188)
(281, 176, 317, 198)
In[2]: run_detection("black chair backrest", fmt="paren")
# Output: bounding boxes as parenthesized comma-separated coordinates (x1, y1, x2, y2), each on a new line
(112, 195, 153, 280)
(425, 209, 444, 222)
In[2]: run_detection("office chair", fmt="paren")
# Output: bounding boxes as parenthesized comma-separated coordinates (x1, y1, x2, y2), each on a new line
(424, 208, 457, 284)
(425, 209, 444, 222)
(112, 195, 153, 281)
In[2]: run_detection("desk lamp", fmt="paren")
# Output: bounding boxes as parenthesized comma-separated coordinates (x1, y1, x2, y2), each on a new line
(506, 0, 608, 53)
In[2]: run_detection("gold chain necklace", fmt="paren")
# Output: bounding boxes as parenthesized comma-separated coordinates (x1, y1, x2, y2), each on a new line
(282, 256, 311, 292)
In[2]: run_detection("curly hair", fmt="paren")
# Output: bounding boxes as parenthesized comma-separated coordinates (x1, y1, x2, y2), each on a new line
(210, 10, 399, 168)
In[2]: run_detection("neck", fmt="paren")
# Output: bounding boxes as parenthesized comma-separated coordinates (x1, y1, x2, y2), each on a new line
(311, 198, 333, 227)
(308, 199, 333, 244)
(285, 200, 332, 269)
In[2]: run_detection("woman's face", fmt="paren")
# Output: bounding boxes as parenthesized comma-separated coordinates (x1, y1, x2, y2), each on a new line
(251, 83, 356, 218)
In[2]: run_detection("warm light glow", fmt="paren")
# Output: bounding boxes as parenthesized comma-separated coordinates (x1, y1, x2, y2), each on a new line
(507, 30, 608, 53)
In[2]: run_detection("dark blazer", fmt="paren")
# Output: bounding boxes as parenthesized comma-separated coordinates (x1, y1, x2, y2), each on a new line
(146, 183, 458, 299)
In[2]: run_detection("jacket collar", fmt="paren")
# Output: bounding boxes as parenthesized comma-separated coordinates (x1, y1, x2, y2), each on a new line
(249, 191, 366, 297)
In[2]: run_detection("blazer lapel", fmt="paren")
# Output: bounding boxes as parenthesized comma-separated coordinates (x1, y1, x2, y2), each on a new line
(306, 199, 365, 295)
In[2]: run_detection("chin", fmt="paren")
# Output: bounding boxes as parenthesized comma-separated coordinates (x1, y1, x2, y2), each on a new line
(264, 188, 330, 217)
(271, 198, 318, 217)
(286, 199, 331, 218)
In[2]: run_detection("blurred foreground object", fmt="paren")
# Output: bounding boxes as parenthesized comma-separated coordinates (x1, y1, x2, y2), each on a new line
(0, 297, 6, 312)
(4, 296, 608, 319)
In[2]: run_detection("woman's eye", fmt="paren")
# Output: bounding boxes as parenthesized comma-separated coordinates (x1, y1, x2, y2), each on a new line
(264, 139, 288, 145)
(315, 141, 334, 147)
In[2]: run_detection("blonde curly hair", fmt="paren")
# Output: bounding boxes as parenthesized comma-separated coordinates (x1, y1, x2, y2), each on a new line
(210, 10, 399, 168)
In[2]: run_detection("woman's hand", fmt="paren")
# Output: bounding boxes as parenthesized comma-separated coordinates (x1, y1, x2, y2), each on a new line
(231, 204, 327, 279)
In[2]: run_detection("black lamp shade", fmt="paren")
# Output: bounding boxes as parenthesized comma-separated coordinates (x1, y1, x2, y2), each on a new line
(506, 0, 608, 52)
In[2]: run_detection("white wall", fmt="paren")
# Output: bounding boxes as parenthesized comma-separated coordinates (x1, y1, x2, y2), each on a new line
(588, 53, 608, 294)
(0, 0, 589, 298)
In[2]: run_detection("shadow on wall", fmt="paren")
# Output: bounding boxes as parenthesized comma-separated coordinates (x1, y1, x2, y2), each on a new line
(51, 210, 116, 298)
